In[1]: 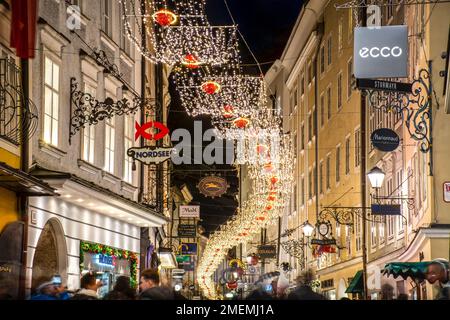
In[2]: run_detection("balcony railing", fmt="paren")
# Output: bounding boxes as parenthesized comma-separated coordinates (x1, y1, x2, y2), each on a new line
(0, 58, 38, 145)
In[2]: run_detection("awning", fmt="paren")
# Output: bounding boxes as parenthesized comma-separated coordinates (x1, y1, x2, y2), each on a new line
(0, 162, 57, 196)
(382, 262, 431, 280)
(345, 270, 364, 293)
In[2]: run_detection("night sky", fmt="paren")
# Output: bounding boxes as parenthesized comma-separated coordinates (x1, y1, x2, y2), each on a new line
(168, 0, 303, 236)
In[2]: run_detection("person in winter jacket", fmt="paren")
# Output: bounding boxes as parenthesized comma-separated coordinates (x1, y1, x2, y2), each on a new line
(71, 272, 102, 300)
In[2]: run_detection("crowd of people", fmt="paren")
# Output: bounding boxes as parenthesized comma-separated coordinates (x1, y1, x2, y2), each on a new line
(29, 258, 450, 300)
(30, 269, 187, 300)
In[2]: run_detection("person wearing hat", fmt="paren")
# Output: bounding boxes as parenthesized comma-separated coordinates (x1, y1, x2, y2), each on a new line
(425, 258, 450, 300)
(30, 277, 71, 300)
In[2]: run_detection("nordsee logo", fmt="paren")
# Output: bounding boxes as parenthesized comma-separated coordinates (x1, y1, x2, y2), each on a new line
(359, 46, 402, 58)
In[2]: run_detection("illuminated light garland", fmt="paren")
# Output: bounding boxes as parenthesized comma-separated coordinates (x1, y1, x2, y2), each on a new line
(121, 0, 240, 65)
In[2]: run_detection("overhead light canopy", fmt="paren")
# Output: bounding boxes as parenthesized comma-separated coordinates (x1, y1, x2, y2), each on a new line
(368, 166, 385, 189)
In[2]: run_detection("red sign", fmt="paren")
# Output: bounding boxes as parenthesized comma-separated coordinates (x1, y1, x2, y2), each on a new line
(135, 121, 169, 141)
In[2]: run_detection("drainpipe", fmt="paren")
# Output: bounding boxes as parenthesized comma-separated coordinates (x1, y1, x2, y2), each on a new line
(360, 3, 369, 300)
(19, 58, 30, 299)
(314, 23, 324, 224)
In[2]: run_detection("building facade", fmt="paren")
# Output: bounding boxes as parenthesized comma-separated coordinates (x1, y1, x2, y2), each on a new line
(265, 0, 450, 300)
(0, 0, 169, 297)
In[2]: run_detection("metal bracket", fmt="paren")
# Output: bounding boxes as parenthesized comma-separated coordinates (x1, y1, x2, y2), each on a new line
(69, 77, 156, 144)
(365, 69, 432, 153)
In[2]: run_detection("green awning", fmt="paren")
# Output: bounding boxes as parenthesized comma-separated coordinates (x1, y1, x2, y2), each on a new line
(345, 270, 364, 293)
(382, 262, 431, 280)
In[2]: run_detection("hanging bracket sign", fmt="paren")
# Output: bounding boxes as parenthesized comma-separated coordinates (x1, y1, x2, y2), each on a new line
(127, 146, 175, 164)
(356, 79, 412, 93)
(370, 128, 400, 152)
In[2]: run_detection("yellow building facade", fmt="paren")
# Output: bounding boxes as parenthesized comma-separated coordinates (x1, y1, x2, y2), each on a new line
(267, 0, 450, 299)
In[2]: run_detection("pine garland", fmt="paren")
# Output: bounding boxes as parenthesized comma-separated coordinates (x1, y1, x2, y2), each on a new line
(79, 241, 139, 288)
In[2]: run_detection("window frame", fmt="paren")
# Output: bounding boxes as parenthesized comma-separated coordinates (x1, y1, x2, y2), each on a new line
(43, 55, 61, 147)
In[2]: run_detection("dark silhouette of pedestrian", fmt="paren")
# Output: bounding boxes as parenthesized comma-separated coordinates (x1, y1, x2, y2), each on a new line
(287, 269, 326, 300)
(104, 276, 136, 300)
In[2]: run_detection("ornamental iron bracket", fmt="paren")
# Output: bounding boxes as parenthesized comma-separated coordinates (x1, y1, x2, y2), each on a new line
(69, 77, 156, 144)
(364, 69, 432, 153)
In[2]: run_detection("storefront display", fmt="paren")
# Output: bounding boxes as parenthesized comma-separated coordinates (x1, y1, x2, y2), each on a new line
(79, 241, 138, 297)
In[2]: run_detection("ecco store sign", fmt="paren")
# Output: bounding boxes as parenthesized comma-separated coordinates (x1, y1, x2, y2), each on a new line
(354, 25, 408, 79)
(359, 46, 403, 59)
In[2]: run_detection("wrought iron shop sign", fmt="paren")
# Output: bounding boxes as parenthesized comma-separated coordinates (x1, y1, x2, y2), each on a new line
(127, 146, 174, 164)
(371, 128, 400, 152)
(310, 238, 337, 246)
(257, 245, 277, 259)
(197, 175, 229, 198)
(371, 204, 401, 215)
(354, 26, 408, 78)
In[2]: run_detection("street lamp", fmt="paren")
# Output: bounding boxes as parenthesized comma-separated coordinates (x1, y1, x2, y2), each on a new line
(302, 220, 315, 238)
(367, 166, 385, 189)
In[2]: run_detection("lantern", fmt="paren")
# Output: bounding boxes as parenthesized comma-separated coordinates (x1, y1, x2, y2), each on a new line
(270, 176, 279, 185)
(201, 81, 221, 94)
(152, 10, 177, 27)
(223, 105, 234, 118)
(263, 162, 275, 173)
(181, 54, 201, 69)
(226, 281, 237, 289)
(256, 144, 268, 155)
(233, 117, 250, 128)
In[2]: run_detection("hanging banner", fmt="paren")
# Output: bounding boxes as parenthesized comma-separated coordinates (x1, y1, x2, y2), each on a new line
(179, 205, 200, 218)
(354, 25, 408, 78)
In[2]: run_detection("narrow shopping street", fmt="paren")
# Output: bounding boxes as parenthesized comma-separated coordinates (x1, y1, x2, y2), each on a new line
(0, 0, 449, 307)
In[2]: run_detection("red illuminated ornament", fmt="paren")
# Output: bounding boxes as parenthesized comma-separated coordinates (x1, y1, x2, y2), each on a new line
(267, 194, 277, 202)
(265, 204, 273, 211)
(152, 9, 178, 26)
(223, 105, 234, 119)
(270, 176, 279, 185)
(250, 255, 259, 266)
(256, 144, 268, 155)
(233, 117, 251, 128)
(201, 81, 221, 94)
(263, 162, 275, 173)
(256, 216, 266, 221)
(182, 54, 201, 69)
(226, 282, 238, 289)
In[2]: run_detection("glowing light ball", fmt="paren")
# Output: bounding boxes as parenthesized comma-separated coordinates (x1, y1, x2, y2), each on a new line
(233, 117, 250, 128)
(152, 10, 177, 26)
(182, 54, 201, 69)
(201, 81, 221, 94)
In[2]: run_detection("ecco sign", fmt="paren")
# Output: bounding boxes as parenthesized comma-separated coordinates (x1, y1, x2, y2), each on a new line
(354, 26, 408, 79)
(359, 46, 403, 59)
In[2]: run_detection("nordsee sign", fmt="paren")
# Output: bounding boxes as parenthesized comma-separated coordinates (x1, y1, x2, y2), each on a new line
(127, 146, 175, 164)
(354, 26, 408, 78)
(370, 128, 400, 152)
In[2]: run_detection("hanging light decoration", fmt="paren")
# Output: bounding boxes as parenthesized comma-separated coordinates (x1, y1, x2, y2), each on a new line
(181, 54, 202, 69)
(201, 80, 221, 94)
(152, 9, 178, 26)
(121, 0, 239, 65)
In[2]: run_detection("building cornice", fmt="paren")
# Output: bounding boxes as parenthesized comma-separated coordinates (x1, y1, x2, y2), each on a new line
(316, 256, 363, 276)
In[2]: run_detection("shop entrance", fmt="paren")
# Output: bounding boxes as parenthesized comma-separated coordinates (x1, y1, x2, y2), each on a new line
(31, 218, 67, 292)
